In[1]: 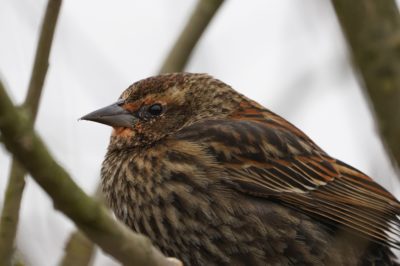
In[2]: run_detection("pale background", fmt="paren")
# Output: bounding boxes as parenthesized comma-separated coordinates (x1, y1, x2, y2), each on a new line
(0, 1, 399, 265)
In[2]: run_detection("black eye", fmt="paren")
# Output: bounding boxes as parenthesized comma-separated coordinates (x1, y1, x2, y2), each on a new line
(148, 104, 163, 116)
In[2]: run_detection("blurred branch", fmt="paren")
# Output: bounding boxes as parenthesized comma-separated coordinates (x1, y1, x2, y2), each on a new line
(0, 160, 26, 266)
(59, 231, 95, 266)
(331, 0, 400, 174)
(59, 187, 104, 266)
(159, 0, 224, 73)
(60, 0, 224, 264)
(12, 250, 26, 266)
(25, 0, 62, 116)
(0, 81, 177, 266)
(0, 0, 62, 265)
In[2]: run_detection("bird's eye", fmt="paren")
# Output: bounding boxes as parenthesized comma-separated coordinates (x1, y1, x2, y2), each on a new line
(148, 103, 163, 116)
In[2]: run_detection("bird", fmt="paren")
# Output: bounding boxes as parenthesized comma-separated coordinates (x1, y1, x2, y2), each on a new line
(81, 72, 400, 265)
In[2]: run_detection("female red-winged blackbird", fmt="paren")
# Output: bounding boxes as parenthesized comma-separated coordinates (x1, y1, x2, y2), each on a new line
(82, 73, 400, 265)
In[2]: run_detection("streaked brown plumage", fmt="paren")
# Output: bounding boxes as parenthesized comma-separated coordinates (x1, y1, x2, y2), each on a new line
(82, 73, 400, 265)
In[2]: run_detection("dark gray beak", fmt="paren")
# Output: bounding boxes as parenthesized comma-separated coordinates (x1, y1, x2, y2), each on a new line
(80, 100, 136, 128)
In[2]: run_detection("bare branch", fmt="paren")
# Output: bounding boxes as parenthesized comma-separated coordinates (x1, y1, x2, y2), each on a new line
(0, 0, 62, 264)
(331, 0, 400, 174)
(0, 81, 175, 266)
(59, 187, 104, 266)
(159, 0, 224, 73)
(0, 160, 26, 266)
(59, 231, 95, 266)
(25, 0, 62, 117)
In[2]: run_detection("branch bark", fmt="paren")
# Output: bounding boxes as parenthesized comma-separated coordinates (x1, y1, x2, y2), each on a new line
(59, 187, 104, 266)
(59, 231, 95, 266)
(0, 81, 174, 266)
(159, 0, 224, 73)
(0, 0, 62, 264)
(331, 0, 400, 174)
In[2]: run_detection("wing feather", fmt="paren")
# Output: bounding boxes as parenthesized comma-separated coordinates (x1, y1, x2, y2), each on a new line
(176, 118, 400, 248)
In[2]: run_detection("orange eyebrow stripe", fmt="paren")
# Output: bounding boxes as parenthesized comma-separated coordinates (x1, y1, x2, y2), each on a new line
(123, 102, 141, 112)
(143, 98, 156, 104)
(123, 97, 168, 112)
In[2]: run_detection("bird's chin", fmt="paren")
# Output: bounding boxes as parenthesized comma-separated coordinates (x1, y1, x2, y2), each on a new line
(107, 127, 136, 151)
(112, 127, 134, 137)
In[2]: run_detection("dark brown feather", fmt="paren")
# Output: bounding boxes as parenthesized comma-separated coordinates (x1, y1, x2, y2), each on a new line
(176, 118, 400, 248)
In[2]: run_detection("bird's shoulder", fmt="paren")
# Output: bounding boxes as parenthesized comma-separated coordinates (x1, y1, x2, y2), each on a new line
(168, 111, 400, 249)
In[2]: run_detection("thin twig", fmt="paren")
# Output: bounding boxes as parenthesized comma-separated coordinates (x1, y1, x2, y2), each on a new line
(159, 0, 224, 73)
(0, 81, 177, 266)
(331, 0, 400, 175)
(0, 0, 62, 264)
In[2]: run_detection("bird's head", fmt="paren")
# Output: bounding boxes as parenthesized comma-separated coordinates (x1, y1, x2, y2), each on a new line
(81, 73, 245, 149)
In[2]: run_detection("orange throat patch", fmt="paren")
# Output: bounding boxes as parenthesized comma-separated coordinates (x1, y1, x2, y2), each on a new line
(112, 127, 133, 138)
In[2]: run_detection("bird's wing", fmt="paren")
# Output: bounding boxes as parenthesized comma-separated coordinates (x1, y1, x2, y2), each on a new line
(175, 117, 400, 248)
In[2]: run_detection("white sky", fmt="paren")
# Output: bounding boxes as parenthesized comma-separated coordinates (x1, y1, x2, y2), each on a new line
(0, 1, 399, 265)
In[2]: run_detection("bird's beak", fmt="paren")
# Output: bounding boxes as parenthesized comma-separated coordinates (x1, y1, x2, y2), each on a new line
(80, 100, 136, 128)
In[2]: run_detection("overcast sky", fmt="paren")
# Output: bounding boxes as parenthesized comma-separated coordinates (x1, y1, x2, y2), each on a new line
(1, 1, 399, 265)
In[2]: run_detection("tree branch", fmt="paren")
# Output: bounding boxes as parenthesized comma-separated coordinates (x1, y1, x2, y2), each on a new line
(59, 231, 95, 266)
(331, 0, 400, 174)
(0, 0, 62, 264)
(0, 81, 175, 266)
(25, 0, 62, 117)
(159, 0, 224, 73)
(59, 187, 104, 266)
(0, 160, 26, 266)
